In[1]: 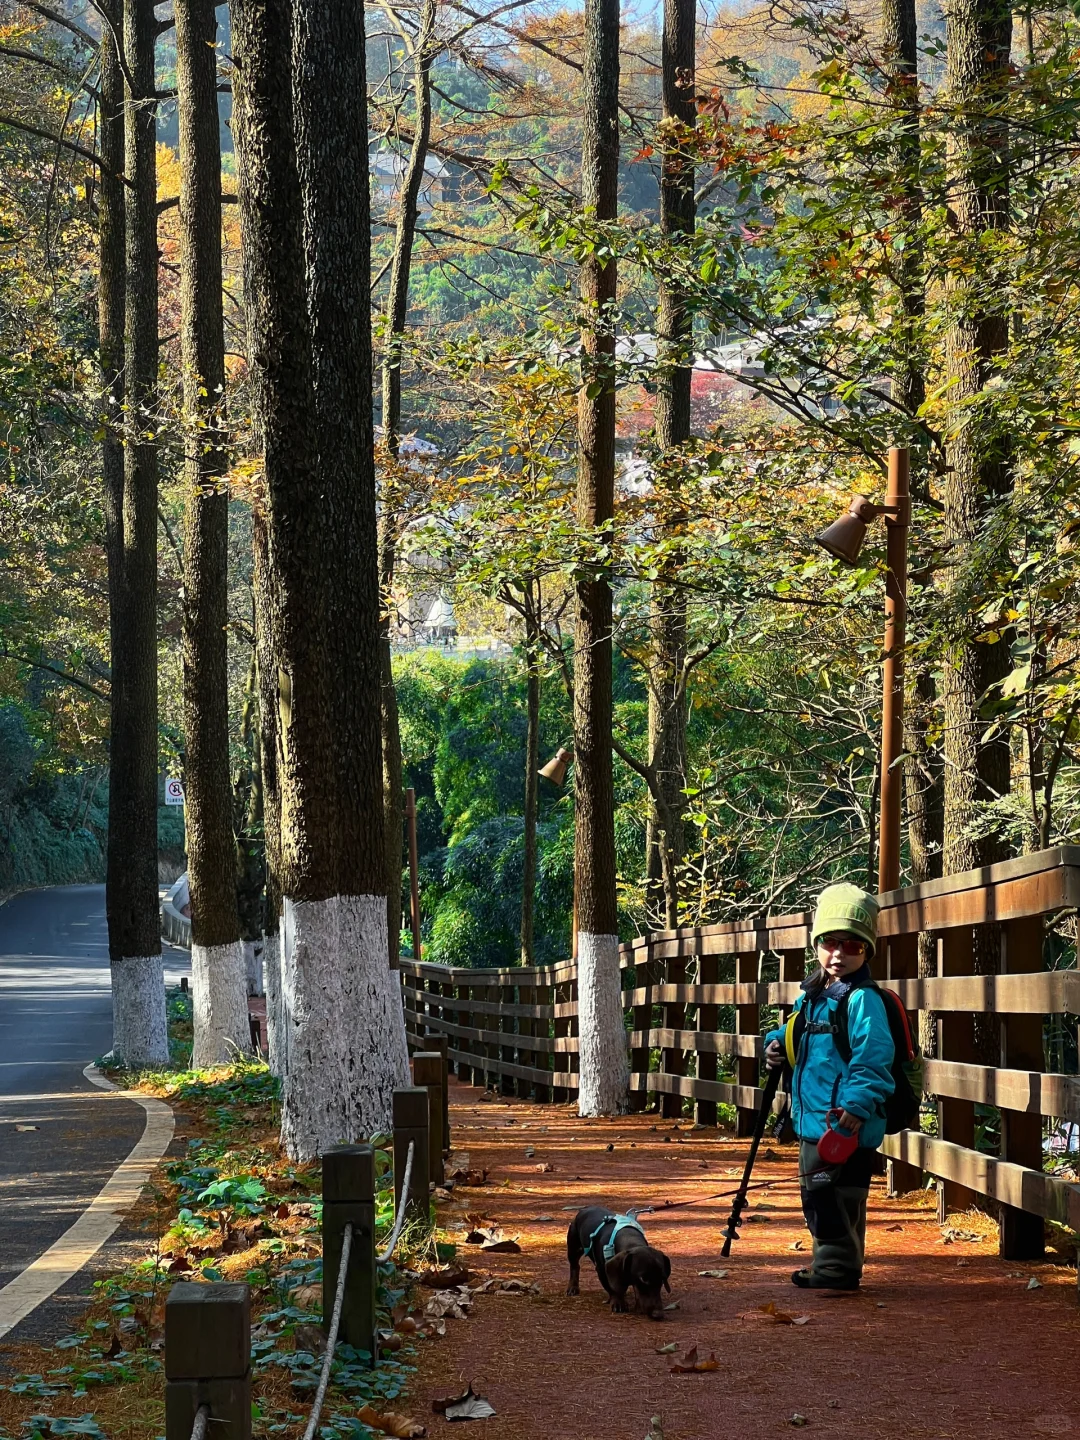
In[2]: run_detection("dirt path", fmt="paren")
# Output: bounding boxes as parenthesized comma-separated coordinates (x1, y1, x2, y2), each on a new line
(413, 1079, 1080, 1440)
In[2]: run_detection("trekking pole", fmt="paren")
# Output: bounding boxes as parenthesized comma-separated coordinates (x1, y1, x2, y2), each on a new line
(720, 1065, 782, 1258)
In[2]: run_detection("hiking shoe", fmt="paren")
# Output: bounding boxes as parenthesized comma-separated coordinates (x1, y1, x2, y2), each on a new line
(790, 1268, 860, 1291)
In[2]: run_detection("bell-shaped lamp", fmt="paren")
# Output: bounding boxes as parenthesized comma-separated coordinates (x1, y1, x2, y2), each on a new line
(539, 746, 572, 786)
(814, 494, 876, 565)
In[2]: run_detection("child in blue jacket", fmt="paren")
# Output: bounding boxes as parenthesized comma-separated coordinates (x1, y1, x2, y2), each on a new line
(764, 882, 894, 1291)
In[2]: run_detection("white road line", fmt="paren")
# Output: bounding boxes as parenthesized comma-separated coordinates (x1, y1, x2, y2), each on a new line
(0, 1064, 174, 1340)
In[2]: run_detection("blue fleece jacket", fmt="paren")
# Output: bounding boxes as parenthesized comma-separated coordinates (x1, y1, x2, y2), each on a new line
(765, 965, 895, 1149)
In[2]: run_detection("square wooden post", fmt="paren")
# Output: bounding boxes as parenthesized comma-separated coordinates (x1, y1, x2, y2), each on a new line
(454, 980, 473, 1084)
(423, 1030, 451, 1152)
(165, 1283, 251, 1440)
(661, 950, 686, 1120)
(517, 984, 535, 1100)
(696, 953, 720, 1127)
(412, 1051, 445, 1178)
(884, 932, 922, 1194)
(322, 1146, 376, 1359)
(1000, 915, 1046, 1259)
(553, 976, 571, 1105)
(937, 928, 976, 1217)
(393, 1086, 431, 1226)
(501, 981, 516, 1095)
(629, 953, 655, 1113)
(735, 950, 761, 1137)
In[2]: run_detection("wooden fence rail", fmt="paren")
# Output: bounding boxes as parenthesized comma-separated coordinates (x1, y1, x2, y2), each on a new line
(400, 846, 1080, 1257)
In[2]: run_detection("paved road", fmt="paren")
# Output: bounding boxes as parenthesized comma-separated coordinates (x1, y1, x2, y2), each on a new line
(0, 886, 188, 1297)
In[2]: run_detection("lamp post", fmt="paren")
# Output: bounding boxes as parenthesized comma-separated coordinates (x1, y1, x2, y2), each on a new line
(539, 746, 576, 957)
(815, 446, 910, 893)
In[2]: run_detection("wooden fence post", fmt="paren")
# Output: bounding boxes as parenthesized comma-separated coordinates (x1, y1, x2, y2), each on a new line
(553, 975, 570, 1105)
(165, 1282, 251, 1440)
(1000, 916, 1046, 1259)
(884, 932, 922, 1194)
(424, 1030, 451, 1152)
(322, 1146, 376, 1358)
(455, 978, 473, 1084)
(412, 1051, 445, 1178)
(629, 947, 653, 1113)
(660, 948, 686, 1120)
(735, 949, 760, 1136)
(517, 984, 535, 1100)
(393, 1086, 431, 1225)
(501, 979, 516, 1095)
(937, 928, 976, 1217)
(696, 953, 719, 1127)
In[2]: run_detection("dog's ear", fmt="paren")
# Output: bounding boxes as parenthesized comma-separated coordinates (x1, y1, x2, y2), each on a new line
(662, 1253, 672, 1293)
(606, 1250, 630, 1289)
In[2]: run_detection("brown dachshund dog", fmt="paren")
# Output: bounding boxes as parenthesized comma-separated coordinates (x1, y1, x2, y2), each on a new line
(566, 1206, 671, 1319)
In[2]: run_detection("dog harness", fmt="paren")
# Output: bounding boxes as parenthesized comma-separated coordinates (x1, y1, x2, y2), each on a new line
(584, 1213, 647, 1264)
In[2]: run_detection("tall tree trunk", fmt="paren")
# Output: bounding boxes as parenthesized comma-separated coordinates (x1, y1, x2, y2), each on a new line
(941, 0, 1012, 881)
(109, 0, 167, 1065)
(521, 586, 540, 966)
(882, 0, 925, 420)
(575, 0, 627, 1116)
(905, 665, 943, 1056)
(378, 0, 436, 966)
(234, 655, 266, 995)
(941, 0, 1013, 1063)
(176, 0, 249, 1065)
(234, 0, 409, 1155)
(252, 508, 284, 1073)
(646, 0, 695, 929)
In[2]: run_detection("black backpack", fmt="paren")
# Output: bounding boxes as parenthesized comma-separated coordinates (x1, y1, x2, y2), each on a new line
(786, 980, 921, 1134)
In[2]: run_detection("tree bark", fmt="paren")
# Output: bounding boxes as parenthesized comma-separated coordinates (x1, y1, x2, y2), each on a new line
(941, 0, 1012, 880)
(941, 0, 1013, 1064)
(574, 0, 627, 1116)
(108, 0, 167, 1065)
(378, 0, 436, 966)
(646, 0, 695, 929)
(252, 508, 284, 1073)
(521, 586, 540, 966)
(176, 0, 248, 1066)
(234, 0, 408, 1154)
(882, 0, 925, 420)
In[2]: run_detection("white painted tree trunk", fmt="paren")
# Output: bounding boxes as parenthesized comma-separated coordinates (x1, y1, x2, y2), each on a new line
(263, 930, 285, 1077)
(110, 956, 169, 1067)
(191, 939, 251, 1067)
(244, 938, 266, 997)
(576, 931, 629, 1115)
(279, 893, 410, 1160)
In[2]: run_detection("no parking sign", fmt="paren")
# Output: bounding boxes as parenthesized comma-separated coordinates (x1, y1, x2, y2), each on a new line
(165, 777, 185, 806)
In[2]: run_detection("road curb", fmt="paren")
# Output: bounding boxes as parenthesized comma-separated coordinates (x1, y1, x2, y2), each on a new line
(0, 1065, 175, 1341)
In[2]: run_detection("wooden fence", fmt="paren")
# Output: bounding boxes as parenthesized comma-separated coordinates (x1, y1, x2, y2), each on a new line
(400, 846, 1080, 1258)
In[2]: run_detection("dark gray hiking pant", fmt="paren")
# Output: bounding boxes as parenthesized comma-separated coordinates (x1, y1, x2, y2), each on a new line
(798, 1140, 870, 1283)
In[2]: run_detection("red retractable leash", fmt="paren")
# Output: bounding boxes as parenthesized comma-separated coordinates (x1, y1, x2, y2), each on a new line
(816, 1108, 860, 1166)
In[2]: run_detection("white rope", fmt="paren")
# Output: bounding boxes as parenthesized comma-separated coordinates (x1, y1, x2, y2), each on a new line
(301, 1221, 352, 1440)
(377, 1141, 415, 1264)
(190, 1404, 210, 1440)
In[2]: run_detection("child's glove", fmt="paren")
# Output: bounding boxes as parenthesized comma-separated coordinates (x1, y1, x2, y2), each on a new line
(764, 1039, 785, 1070)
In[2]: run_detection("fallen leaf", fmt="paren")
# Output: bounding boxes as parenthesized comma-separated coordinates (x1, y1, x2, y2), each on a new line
(290, 1283, 320, 1308)
(480, 1237, 521, 1253)
(524, 1146, 535, 1158)
(275, 1202, 290, 1219)
(167, 1255, 191, 1273)
(535, 1162, 554, 1173)
(655, 1342, 678, 1354)
(827, 1400, 840, 1409)
(434, 1384, 496, 1421)
(670, 1345, 719, 1374)
(396, 1316, 419, 1334)
(291, 1323, 325, 1354)
(356, 1402, 426, 1437)
(645, 1417, 664, 1440)
(1027, 1276, 1043, 1290)
(106, 1333, 122, 1359)
(663, 1301, 679, 1311)
(789, 1414, 809, 1427)
(15, 1124, 39, 1132)
(885, 1223, 903, 1232)
(462, 1170, 489, 1186)
(532, 1214, 555, 1222)
(697, 1269, 728, 1279)
(757, 1302, 810, 1326)
(787, 1241, 804, 1252)
(418, 1265, 471, 1288)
